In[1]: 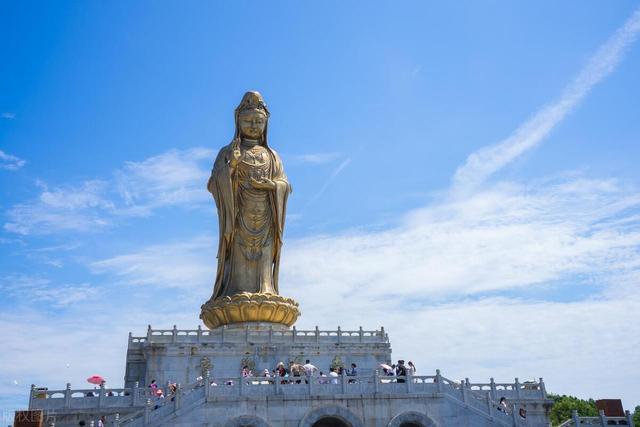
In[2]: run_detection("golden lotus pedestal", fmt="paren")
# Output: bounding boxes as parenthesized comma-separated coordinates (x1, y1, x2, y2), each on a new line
(200, 292, 301, 330)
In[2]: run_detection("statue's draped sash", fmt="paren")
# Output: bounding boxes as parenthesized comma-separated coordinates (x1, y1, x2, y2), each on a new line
(207, 142, 290, 300)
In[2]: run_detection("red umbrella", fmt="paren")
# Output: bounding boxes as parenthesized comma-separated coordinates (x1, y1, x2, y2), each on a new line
(87, 375, 105, 385)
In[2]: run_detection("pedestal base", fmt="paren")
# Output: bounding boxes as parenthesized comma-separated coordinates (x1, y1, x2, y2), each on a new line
(200, 292, 300, 330)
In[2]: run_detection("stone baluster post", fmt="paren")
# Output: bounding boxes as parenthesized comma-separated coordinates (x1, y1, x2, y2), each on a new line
(599, 410, 607, 426)
(128, 332, 132, 345)
(239, 372, 244, 397)
(275, 374, 280, 395)
(292, 326, 297, 343)
(221, 325, 225, 343)
(64, 383, 72, 409)
(172, 325, 177, 343)
(29, 384, 35, 409)
(115, 413, 120, 427)
(490, 377, 497, 401)
(539, 377, 546, 398)
(315, 326, 319, 343)
(337, 326, 342, 344)
(514, 377, 521, 400)
(359, 326, 363, 343)
(197, 325, 202, 343)
(98, 382, 105, 408)
(374, 371, 380, 394)
(245, 325, 250, 342)
(307, 374, 313, 395)
(511, 404, 518, 424)
(132, 381, 140, 406)
(175, 383, 182, 410)
(144, 399, 151, 425)
(460, 380, 467, 404)
(269, 325, 273, 344)
(380, 326, 386, 341)
(486, 394, 493, 418)
(205, 370, 211, 399)
(572, 410, 580, 426)
(341, 370, 347, 394)
(435, 370, 442, 393)
(625, 410, 634, 427)
(146, 325, 152, 342)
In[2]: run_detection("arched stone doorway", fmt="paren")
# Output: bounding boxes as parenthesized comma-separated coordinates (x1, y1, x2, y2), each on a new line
(311, 416, 351, 427)
(386, 411, 437, 427)
(224, 415, 270, 427)
(299, 406, 363, 427)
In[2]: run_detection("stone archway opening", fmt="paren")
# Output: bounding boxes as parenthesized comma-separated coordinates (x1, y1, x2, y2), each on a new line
(311, 416, 351, 427)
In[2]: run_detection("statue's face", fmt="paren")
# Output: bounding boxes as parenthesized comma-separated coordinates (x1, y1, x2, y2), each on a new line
(238, 111, 267, 140)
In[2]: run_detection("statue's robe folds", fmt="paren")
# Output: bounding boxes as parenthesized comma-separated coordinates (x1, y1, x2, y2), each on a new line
(207, 141, 290, 300)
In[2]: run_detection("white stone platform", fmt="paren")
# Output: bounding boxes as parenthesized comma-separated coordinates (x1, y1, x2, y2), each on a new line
(25, 325, 553, 427)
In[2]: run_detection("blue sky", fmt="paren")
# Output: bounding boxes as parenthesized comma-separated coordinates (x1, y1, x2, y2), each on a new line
(1, 0, 640, 419)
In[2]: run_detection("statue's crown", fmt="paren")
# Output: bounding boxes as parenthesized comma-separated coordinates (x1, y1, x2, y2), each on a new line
(236, 91, 270, 117)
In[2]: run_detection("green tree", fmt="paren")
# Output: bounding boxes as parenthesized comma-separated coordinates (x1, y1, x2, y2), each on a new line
(548, 393, 598, 426)
(632, 405, 640, 426)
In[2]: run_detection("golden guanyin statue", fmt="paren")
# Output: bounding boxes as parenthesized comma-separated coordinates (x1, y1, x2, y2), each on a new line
(200, 91, 300, 329)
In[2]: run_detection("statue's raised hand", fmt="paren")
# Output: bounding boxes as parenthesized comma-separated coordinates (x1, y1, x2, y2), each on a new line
(250, 177, 276, 191)
(229, 149, 242, 168)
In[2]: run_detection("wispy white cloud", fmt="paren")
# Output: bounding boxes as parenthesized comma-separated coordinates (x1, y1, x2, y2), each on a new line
(291, 152, 342, 165)
(306, 157, 352, 205)
(0, 149, 26, 170)
(3, 148, 216, 235)
(1, 112, 16, 120)
(90, 235, 216, 291)
(452, 6, 640, 195)
(0, 275, 98, 308)
(115, 148, 214, 216)
(4, 181, 112, 235)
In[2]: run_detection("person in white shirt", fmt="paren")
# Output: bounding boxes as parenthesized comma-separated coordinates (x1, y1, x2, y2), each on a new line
(329, 367, 339, 385)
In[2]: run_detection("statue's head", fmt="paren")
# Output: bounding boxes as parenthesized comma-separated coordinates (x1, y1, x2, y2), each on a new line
(234, 91, 270, 144)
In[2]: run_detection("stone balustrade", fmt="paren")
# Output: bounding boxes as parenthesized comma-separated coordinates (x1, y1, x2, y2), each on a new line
(28, 371, 546, 414)
(557, 409, 635, 426)
(128, 325, 389, 347)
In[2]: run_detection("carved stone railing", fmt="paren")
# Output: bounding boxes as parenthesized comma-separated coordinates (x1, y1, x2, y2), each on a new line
(127, 325, 390, 347)
(28, 370, 546, 427)
(558, 409, 635, 427)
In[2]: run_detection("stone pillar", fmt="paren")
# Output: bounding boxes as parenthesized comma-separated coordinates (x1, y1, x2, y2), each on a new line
(146, 325, 152, 342)
(599, 409, 607, 426)
(64, 383, 71, 409)
(486, 394, 493, 417)
(132, 381, 140, 406)
(98, 382, 105, 408)
(292, 326, 297, 342)
(358, 326, 363, 343)
(205, 370, 211, 399)
(115, 413, 120, 427)
(175, 383, 182, 410)
(539, 377, 547, 398)
(572, 410, 580, 426)
(337, 326, 342, 343)
(435, 369, 442, 393)
(29, 384, 35, 409)
(144, 399, 151, 425)
(490, 377, 497, 401)
(460, 380, 467, 403)
(625, 410, 634, 427)
(341, 370, 347, 394)
(514, 377, 521, 400)
(172, 325, 177, 343)
(374, 371, 380, 394)
(197, 325, 202, 343)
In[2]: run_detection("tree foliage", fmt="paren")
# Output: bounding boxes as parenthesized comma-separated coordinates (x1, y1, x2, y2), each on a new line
(633, 405, 640, 426)
(548, 393, 598, 426)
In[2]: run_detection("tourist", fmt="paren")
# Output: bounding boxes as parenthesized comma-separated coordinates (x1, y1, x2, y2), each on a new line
(289, 361, 303, 383)
(319, 371, 328, 384)
(303, 359, 318, 382)
(329, 367, 339, 384)
(347, 363, 358, 383)
(149, 379, 157, 389)
(498, 397, 509, 413)
(242, 365, 253, 378)
(407, 361, 416, 376)
(98, 415, 106, 427)
(396, 361, 407, 383)
(519, 407, 527, 419)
